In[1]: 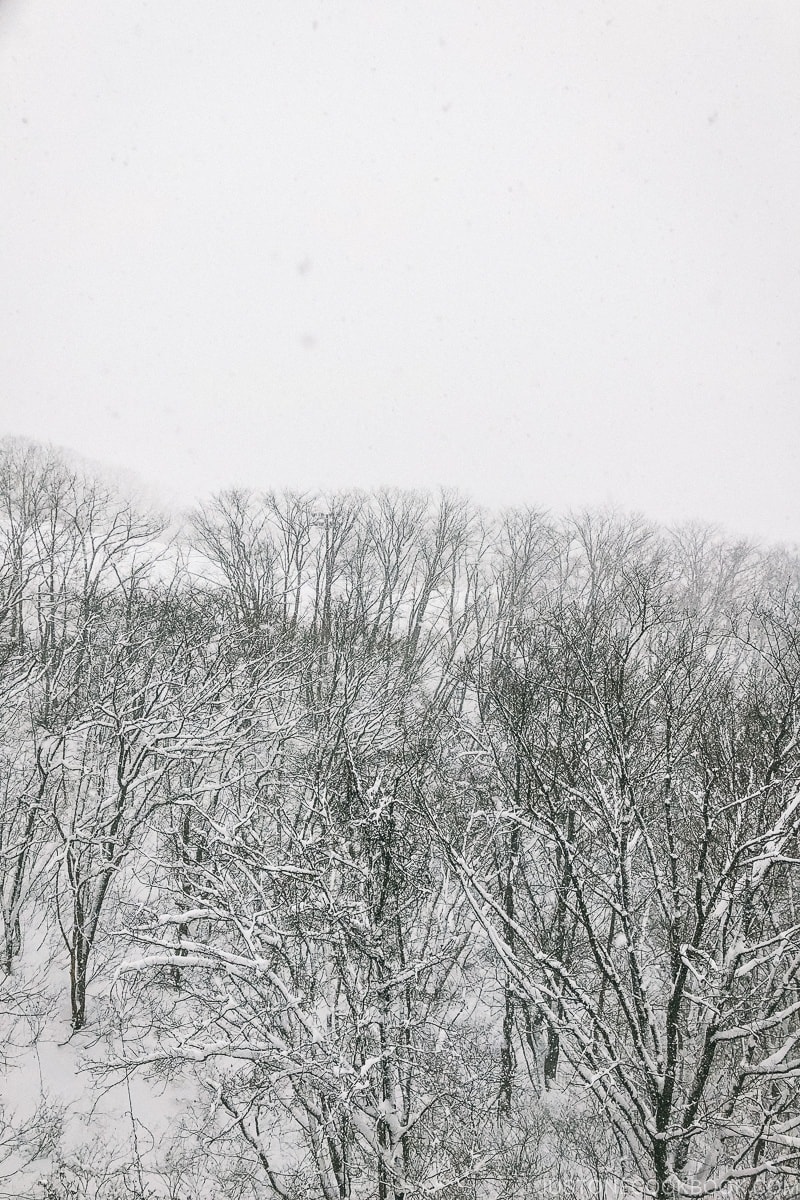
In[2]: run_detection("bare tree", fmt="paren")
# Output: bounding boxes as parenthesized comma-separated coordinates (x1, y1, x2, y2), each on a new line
(112, 609, 507, 1199)
(436, 515, 800, 1194)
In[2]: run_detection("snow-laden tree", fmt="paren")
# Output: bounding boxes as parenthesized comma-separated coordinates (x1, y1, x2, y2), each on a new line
(37, 577, 257, 1031)
(111, 620, 518, 1200)
(0, 439, 167, 979)
(437, 515, 800, 1195)
(0, 656, 51, 975)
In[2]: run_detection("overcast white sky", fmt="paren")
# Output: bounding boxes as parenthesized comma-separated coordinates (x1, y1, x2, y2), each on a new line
(1, 1, 798, 542)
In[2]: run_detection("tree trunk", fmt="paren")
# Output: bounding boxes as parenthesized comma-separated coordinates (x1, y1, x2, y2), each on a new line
(70, 932, 90, 1031)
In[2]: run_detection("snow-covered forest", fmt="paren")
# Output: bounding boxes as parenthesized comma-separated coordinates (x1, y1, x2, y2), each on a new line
(1, 435, 800, 1199)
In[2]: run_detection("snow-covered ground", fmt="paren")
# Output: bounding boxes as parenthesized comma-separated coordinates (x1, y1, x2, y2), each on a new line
(0, 917, 210, 1200)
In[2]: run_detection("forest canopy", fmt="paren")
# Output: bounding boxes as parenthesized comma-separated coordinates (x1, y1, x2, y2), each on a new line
(1, 436, 799, 1200)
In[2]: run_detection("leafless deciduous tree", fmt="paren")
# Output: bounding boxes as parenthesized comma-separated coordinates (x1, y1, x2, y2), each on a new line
(432, 515, 800, 1195)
